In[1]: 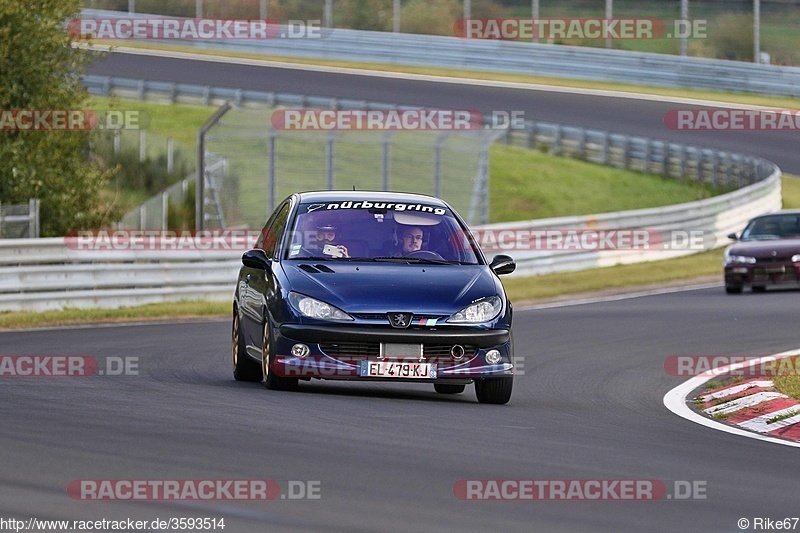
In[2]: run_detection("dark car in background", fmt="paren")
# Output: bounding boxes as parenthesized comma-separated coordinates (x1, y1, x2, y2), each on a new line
(231, 191, 517, 404)
(724, 211, 800, 294)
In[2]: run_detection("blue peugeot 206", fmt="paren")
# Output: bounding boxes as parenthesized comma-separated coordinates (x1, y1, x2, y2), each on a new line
(232, 191, 517, 404)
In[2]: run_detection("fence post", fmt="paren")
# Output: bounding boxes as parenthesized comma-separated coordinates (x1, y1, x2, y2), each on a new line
(29, 199, 40, 238)
(433, 133, 450, 198)
(325, 132, 335, 189)
(0, 201, 3, 238)
(113, 129, 121, 156)
(268, 129, 277, 213)
(139, 204, 146, 230)
(196, 103, 231, 231)
(381, 132, 392, 191)
(161, 191, 169, 230)
(601, 133, 609, 165)
(167, 137, 174, 173)
(139, 130, 147, 162)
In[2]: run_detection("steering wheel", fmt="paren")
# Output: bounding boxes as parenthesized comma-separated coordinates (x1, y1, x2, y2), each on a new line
(406, 250, 445, 260)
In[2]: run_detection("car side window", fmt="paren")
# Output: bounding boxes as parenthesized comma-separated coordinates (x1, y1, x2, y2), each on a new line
(261, 203, 290, 259)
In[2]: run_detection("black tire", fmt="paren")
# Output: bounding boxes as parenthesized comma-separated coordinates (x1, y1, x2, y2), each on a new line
(475, 377, 513, 405)
(752, 285, 767, 293)
(232, 311, 262, 382)
(725, 284, 742, 294)
(434, 383, 466, 394)
(262, 321, 299, 392)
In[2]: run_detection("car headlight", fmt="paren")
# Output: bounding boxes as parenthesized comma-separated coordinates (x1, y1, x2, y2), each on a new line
(288, 292, 353, 321)
(725, 254, 757, 265)
(447, 296, 502, 324)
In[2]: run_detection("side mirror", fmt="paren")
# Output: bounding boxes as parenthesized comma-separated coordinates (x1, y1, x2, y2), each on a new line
(242, 249, 271, 270)
(727, 233, 738, 241)
(489, 254, 516, 276)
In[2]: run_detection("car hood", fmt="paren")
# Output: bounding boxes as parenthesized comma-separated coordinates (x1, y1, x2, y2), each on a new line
(282, 262, 499, 314)
(728, 238, 800, 259)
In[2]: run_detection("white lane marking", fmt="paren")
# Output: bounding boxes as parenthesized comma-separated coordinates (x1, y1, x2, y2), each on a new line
(87, 45, 793, 110)
(704, 391, 787, 416)
(516, 282, 720, 311)
(739, 407, 800, 433)
(699, 380, 774, 402)
(663, 349, 800, 448)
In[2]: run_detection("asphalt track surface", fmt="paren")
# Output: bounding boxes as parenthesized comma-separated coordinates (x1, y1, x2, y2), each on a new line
(3, 287, 800, 532)
(88, 51, 800, 174)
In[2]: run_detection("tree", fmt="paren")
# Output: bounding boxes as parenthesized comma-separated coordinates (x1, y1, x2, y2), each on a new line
(0, 0, 113, 236)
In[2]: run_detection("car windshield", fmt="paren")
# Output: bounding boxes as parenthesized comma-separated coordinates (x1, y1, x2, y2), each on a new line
(740, 214, 800, 241)
(283, 200, 481, 264)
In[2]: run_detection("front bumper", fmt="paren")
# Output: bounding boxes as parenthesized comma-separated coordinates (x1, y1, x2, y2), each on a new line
(271, 324, 514, 381)
(725, 262, 800, 288)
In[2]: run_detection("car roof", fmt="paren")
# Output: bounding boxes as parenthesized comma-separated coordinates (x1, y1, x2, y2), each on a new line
(295, 190, 448, 207)
(750, 210, 800, 220)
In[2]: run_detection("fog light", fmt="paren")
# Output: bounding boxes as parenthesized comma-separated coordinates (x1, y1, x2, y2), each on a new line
(450, 345, 466, 361)
(291, 343, 310, 358)
(485, 349, 502, 365)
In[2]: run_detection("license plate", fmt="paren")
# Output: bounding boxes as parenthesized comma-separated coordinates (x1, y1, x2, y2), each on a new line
(381, 343, 423, 358)
(359, 360, 437, 379)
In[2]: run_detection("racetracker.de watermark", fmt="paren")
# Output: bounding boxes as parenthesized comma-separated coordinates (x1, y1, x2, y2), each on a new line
(0, 356, 138, 377)
(65, 230, 262, 252)
(664, 355, 800, 377)
(67, 480, 321, 500)
(454, 18, 707, 40)
(664, 108, 800, 131)
(271, 109, 485, 131)
(469, 228, 714, 252)
(0, 109, 148, 131)
(453, 479, 707, 500)
(68, 17, 324, 40)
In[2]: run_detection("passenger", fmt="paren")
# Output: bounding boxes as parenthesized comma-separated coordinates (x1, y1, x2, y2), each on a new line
(311, 223, 349, 258)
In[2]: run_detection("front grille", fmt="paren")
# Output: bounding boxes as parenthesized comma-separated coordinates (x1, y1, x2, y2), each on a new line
(756, 257, 793, 264)
(319, 342, 477, 363)
(319, 342, 380, 359)
(351, 313, 448, 325)
(423, 344, 478, 358)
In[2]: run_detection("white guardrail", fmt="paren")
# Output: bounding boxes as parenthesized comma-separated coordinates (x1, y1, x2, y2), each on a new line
(0, 166, 780, 312)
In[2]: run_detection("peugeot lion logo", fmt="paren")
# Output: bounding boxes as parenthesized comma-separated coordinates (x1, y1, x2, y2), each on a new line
(389, 312, 413, 328)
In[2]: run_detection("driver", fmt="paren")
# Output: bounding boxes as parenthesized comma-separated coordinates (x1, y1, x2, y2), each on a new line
(311, 223, 349, 258)
(396, 225, 425, 256)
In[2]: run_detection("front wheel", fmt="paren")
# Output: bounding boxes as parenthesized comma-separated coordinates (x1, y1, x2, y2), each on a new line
(475, 377, 513, 405)
(262, 321, 299, 392)
(232, 311, 262, 382)
(725, 284, 743, 294)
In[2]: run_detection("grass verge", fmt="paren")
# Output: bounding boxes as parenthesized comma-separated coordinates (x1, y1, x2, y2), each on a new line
(773, 356, 800, 401)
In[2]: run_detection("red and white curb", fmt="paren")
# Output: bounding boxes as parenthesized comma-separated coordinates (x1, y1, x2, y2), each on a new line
(664, 349, 800, 448)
